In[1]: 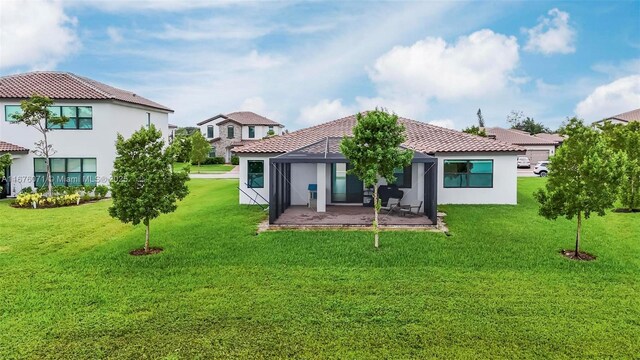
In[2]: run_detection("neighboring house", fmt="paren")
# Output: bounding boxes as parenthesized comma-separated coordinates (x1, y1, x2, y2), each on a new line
(593, 108, 640, 125)
(485, 127, 558, 164)
(234, 113, 525, 225)
(168, 123, 178, 143)
(0, 71, 173, 196)
(197, 111, 284, 163)
(534, 132, 566, 147)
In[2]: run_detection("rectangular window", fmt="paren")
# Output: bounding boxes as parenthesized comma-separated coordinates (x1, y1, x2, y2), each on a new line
(247, 160, 264, 188)
(227, 125, 234, 139)
(391, 165, 412, 188)
(208, 146, 216, 158)
(443, 160, 493, 188)
(33, 158, 97, 188)
(207, 125, 214, 138)
(248, 126, 255, 138)
(45, 106, 93, 130)
(4, 105, 22, 122)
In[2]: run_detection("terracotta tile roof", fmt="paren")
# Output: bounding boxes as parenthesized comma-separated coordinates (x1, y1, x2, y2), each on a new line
(485, 127, 558, 146)
(0, 141, 29, 153)
(606, 108, 640, 123)
(0, 72, 172, 112)
(235, 113, 523, 154)
(534, 133, 566, 143)
(198, 111, 282, 126)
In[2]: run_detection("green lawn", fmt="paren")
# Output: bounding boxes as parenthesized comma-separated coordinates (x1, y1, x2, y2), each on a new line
(1, 178, 638, 359)
(174, 162, 234, 173)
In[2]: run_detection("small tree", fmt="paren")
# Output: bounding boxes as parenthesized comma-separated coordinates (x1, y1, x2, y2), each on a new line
(477, 108, 485, 127)
(11, 95, 67, 196)
(507, 110, 550, 134)
(341, 110, 413, 248)
(0, 154, 12, 194)
(171, 134, 193, 164)
(599, 121, 640, 211)
(534, 118, 625, 259)
(462, 125, 487, 137)
(190, 131, 210, 171)
(109, 125, 190, 254)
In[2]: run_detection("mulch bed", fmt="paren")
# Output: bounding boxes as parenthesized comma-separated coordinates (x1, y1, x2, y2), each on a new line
(129, 247, 163, 256)
(560, 249, 596, 261)
(612, 208, 640, 213)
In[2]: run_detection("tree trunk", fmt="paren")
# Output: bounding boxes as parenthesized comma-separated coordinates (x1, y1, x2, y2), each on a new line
(373, 185, 379, 249)
(575, 211, 581, 255)
(43, 133, 53, 197)
(145, 221, 150, 253)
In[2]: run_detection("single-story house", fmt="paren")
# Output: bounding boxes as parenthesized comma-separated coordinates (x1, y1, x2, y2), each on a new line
(0, 71, 173, 197)
(197, 111, 284, 163)
(485, 127, 558, 164)
(234, 113, 524, 225)
(593, 108, 640, 125)
(534, 132, 566, 148)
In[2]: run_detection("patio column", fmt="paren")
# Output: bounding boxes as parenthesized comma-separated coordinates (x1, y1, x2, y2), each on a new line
(316, 163, 326, 212)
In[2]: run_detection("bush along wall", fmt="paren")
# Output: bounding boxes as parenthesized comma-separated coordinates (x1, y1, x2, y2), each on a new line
(12, 185, 110, 209)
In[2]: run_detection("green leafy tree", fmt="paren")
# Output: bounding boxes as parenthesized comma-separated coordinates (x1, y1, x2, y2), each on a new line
(176, 126, 199, 136)
(11, 95, 67, 196)
(477, 108, 485, 127)
(190, 131, 210, 172)
(340, 109, 413, 248)
(170, 134, 193, 164)
(109, 125, 190, 253)
(462, 125, 487, 137)
(507, 110, 550, 134)
(0, 154, 12, 193)
(534, 118, 625, 259)
(598, 121, 640, 211)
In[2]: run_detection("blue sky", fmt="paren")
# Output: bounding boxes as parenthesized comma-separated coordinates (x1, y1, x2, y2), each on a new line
(1, 0, 638, 130)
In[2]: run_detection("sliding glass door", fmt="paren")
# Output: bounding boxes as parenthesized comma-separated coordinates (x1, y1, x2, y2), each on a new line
(331, 163, 363, 203)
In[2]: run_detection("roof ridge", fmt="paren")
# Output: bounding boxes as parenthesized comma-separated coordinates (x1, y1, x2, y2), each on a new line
(65, 73, 112, 98)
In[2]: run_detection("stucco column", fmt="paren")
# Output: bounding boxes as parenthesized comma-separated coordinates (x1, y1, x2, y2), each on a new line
(316, 163, 326, 212)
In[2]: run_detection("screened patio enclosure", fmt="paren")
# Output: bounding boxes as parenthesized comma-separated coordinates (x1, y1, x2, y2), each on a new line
(268, 137, 438, 225)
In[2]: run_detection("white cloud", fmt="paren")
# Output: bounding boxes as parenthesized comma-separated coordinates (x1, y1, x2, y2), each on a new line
(355, 95, 429, 120)
(298, 99, 355, 125)
(0, 0, 79, 69)
(575, 75, 640, 121)
(368, 29, 520, 100)
(591, 58, 640, 78)
(427, 119, 456, 129)
(106, 26, 123, 43)
(523, 8, 576, 55)
(239, 96, 283, 122)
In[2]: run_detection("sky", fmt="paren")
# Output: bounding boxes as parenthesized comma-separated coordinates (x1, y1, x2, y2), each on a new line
(0, 0, 639, 131)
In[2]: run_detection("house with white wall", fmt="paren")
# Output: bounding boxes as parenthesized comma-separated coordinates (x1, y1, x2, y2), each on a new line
(593, 108, 640, 125)
(197, 111, 284, 163)
(0, 71, 173, 197)
(485, 127, 558, 164)
(234, 113, 525, 225)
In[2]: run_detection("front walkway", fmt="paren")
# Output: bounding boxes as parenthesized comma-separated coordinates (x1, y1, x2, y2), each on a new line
(273, 205, 434, 227)
(190, 166, 239, 179)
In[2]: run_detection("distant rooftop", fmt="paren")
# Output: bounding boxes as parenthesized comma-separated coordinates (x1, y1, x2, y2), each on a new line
(197, 111, 282, 126)
(0, 71, 172, 112)
(485, 127, 558, 146)
(603, 108, 640, 123)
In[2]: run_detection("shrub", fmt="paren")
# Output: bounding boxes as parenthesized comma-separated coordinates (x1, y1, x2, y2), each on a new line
(20, 187, 33, 194)
(231, 155, 239, 165)
(94, 185, 109, 199)
(197, 157, 225, 165)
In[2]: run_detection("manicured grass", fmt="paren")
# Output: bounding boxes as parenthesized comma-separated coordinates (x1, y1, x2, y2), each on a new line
(0, 178, 638, 358)
(174, 162, 234, 173)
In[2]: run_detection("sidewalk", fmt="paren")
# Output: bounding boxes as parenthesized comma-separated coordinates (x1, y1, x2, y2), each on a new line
(189, 165, 239, 179)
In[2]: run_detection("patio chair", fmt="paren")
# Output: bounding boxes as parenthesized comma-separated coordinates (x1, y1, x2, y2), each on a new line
(380, 197, 401, 215)
(399, 201, 423, 217)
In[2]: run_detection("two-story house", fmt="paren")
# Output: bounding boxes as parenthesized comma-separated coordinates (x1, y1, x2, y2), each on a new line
(0, 71, 173, 197)
(197, 111, 284, 163)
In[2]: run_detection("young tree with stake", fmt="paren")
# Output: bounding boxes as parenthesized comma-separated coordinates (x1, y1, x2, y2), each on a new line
(109, 125, 190, 254)
(11, 95, 67, 196)
(341, 110, 413, 248)
(0, 154, 12, 194)
(534, 118, 625, 259)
